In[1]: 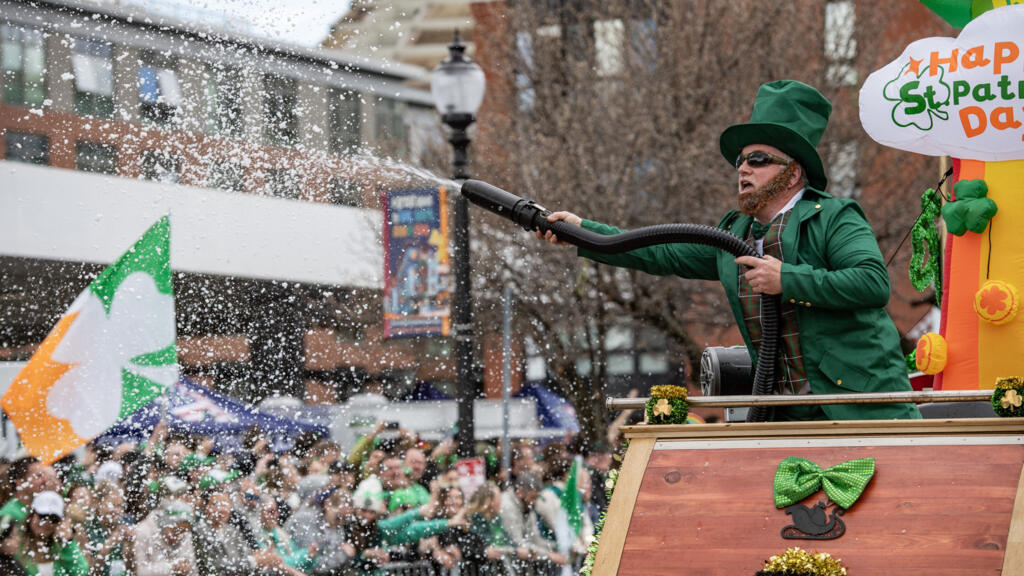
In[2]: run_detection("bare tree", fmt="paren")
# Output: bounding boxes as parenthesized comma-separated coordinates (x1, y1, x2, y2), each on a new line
(464, 0, 947, 443)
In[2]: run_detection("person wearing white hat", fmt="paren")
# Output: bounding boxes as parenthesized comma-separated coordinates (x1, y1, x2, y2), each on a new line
(15, 491, 88, 576)
(133, 499, 198, 576)
(93, 461, 124, 486)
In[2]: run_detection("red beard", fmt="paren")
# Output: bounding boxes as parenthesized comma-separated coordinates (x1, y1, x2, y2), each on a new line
(738, 163, 798, 216)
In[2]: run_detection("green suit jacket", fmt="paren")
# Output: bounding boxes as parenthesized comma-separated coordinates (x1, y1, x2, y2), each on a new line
(579, 187, 920, 421)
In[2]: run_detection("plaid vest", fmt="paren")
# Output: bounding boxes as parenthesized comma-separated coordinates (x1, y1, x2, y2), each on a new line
(737, 212, 809, 395)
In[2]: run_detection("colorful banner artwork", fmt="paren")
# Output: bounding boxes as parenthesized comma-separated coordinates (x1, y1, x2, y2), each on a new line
(382, 187, 451, 338)
(860, 5, 1024, 161)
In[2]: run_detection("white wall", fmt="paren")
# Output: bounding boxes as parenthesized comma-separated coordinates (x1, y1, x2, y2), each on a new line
(0, 162, 383, 288)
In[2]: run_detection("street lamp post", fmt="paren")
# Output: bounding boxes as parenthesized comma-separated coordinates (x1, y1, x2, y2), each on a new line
(431, 30, 486, 458)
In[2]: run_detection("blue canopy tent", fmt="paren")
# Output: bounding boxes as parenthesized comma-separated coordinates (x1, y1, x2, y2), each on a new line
(516, 382, 581, 433)
(99, 378, 327, 452)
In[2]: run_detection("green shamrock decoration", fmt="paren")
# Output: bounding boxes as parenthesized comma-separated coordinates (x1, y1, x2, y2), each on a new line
(941, 179, 997, 236)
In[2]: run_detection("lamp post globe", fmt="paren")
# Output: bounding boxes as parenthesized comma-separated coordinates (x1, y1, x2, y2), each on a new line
(432, 30, 485, 458)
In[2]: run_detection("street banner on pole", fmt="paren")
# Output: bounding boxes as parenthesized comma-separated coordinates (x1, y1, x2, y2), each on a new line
(2, 217, 178, 463)
(382, 187, 451, 338)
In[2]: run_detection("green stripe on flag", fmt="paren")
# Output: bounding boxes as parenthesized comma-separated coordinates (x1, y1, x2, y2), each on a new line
(119, 369, 165, 420)
(131, 344, 177, 367)
(90, 216, 174, 314)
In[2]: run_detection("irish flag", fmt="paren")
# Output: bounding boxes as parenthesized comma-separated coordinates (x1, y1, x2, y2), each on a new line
(2, 217, 177, 463)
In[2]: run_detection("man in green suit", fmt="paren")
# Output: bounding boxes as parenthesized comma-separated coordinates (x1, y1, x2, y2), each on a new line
(539, 80, 920, 421)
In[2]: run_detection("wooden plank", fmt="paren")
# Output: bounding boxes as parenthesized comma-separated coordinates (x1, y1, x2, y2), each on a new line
(616, 442, 1024, 575)
(593, 437, 655, 576)
(1002, 462, 1024, 574)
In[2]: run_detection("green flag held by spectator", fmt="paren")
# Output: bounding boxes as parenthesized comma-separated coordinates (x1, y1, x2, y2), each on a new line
(563, 458, 583, 535)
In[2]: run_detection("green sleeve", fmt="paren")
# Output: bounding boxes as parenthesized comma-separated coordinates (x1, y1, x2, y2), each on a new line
(377, 508, 420, 538)
(377, 509, 449, 545)
(377, 509, 450, 546)
(394, 519, 450, 545)
(56, 540, 89, 576)
(577, 219, 721, 281)
(781, 202, 891, 310)
(0, 498, 27, 523)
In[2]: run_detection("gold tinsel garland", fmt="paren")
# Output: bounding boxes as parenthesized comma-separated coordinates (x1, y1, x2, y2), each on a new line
(650, 385, 688, 399)
(756, 547, 847, 576)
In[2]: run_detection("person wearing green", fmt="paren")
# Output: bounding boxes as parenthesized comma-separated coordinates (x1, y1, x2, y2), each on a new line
(346, 490, 457, 574)
(16, 491, 88, 576)
(387, 482, 430, 513)
(540, 80, 920, 421)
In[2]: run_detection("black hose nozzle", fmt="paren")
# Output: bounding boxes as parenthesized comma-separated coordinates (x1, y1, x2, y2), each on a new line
(462, 180, 551, 232)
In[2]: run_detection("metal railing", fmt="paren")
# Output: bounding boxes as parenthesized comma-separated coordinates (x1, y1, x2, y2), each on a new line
(607, 389, 994, 411)
(379, 559, 560, 576)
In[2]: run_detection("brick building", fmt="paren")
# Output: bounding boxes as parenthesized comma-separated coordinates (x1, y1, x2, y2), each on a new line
(0, 0, 484, 405)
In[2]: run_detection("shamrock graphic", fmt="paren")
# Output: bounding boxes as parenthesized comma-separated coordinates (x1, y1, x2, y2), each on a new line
(883, 59, 951, 131)
(47, 272, 176, 438)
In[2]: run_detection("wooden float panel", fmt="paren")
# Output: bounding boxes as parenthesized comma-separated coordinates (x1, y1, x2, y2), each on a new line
(616, 435, 1024, 576)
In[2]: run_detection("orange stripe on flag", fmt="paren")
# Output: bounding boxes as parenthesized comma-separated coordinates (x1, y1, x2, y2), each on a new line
(1, 312, 87, 464)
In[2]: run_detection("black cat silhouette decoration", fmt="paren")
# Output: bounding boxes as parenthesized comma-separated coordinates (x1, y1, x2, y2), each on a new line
(780, 499, 845, 540)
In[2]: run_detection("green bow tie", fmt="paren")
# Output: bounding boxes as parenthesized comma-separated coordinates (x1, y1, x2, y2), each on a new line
(751, 220, 772, 240)
(773, 457, 875, 510)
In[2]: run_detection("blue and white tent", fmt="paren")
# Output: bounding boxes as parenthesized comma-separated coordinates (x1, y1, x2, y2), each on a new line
(99, 378, 327, 451)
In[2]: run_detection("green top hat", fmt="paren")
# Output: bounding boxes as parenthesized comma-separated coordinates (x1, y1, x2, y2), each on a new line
(720, 80, 832, 190)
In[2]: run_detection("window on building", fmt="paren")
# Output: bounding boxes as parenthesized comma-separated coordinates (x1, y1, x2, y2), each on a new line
(594, 19, 624, 77)
(825, 1, 857, 86)
(4, 132, 49, 165)
(75, 141, 117, 174)
(374, 97, 406, 158)
(636, 326, 670, 375)
(208, 162, 244, 192)
(205, 63, 243, 137)
(605, 325, 635, 376)
(141, 150, 181, 183)
(630, 18, 658, 74)
(264, 169, 299, 199)
(138, 50, 182, 125)
(263, 74, 298, 146)
(515, 31, 536, 112)
(564, 22, 589, 66)
(828, 141, 859, 198)
(2, 24, 46, 107)
(329, 88, 361, 155)
(330, 177, 362, 206)
(71, 37, 113, 118)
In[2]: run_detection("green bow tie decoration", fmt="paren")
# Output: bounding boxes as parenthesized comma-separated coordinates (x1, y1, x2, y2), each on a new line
(773, 457, 875, 510)
(750, 220, 772, 240)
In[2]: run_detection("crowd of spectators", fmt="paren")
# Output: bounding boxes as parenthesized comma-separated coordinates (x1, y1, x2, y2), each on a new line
(0, 418, 622, 576)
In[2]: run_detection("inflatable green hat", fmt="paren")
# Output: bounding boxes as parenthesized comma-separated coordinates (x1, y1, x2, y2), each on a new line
(919, 0, 1003, 28)
(720, 80, 832, 191)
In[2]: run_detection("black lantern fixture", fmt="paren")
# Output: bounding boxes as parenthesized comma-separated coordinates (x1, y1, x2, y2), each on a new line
(431, 30, 486, 458)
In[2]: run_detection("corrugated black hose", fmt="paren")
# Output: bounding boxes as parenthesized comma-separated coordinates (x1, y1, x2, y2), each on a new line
(460, 179, 779, 423)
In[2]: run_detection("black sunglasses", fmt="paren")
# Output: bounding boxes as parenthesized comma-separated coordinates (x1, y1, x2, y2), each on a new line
(735, 151, 792, 169)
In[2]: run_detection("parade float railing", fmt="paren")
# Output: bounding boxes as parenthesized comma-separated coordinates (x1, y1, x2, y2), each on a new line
(607, 389, 994, 411)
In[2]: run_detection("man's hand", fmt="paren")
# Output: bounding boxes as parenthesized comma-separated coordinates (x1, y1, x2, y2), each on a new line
(735, 255, 783, 295)
(536, 211, 582, 245)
